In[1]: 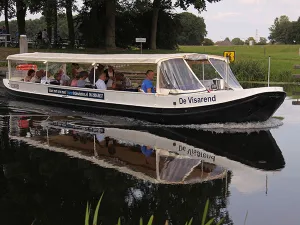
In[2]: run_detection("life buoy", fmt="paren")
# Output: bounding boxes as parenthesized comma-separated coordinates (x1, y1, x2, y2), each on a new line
(16, 64, 38, 71)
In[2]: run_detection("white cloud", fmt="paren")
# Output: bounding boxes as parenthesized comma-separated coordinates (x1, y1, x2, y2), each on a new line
(210, 12, 241, 20)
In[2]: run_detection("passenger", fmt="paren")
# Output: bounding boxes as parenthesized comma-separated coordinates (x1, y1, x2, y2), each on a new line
(71, 63, 82, 77)
(41, 71, 51, 84)
(88, 64, 104, 84)
(106, 77, 114, 89)
(112, 72, 132, 90)
(77, 71, 89, 88)
(30, 69, 44, 83)
(49, 73, 61, 85)
(95, 72, 107, 90)
(141, 70, 156, 93)
(70, 75, 79, 87)
(57, 69, 70, 86)
(104, 65, 115, 84)
(24, 69, 35, 82)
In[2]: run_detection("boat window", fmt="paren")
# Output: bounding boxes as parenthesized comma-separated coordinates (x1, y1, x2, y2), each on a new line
(209, 58, 243, 89)
(186, 60, 221, 90)
(159, 58, 204, 91)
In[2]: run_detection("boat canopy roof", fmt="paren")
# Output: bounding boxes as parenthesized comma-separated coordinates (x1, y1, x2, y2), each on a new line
(6, 52, 228, 64)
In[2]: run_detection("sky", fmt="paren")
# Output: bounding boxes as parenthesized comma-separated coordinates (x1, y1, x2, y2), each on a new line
(4, 0, 300, 42)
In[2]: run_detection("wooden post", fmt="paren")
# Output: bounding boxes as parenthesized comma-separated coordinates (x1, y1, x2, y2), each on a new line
(19, 35, 28, 54)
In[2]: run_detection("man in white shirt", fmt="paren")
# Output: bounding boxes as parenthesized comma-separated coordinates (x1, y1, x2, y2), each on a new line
(57, 69, 70, 86)
(95, 72, 107, 90)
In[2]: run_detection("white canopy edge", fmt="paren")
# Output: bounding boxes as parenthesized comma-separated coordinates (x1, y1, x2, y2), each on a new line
(6, 52, 228, 64)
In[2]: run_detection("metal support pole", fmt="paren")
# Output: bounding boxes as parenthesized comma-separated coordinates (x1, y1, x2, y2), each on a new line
(93, 135, 98, 157)
(156, 149, 160, 181)
(268, 56, 271, 87)
(226, 57, 229, 90)
(45, 62, 48, 83)
(93, 64, 97, 86)
(8, 60, 11, 79)
(140, 42, 142, 54)
(46, 127, 49, 146)
(202, 61, 205, 82)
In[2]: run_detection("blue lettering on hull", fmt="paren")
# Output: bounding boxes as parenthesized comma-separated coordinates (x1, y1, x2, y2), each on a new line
(48, 87, 104, 100)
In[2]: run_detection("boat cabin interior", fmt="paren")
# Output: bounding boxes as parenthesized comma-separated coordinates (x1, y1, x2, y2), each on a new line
(7, 53, 243, 95)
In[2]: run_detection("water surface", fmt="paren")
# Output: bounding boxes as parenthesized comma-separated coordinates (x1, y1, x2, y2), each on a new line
(0, 83, 299, 225)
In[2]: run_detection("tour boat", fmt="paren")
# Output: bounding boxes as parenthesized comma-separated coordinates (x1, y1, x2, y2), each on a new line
(8, 115, 285, 187)
(3, 52, 286, 125)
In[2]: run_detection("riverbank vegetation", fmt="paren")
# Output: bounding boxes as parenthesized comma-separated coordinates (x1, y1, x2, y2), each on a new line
(85, 193, 224, 225)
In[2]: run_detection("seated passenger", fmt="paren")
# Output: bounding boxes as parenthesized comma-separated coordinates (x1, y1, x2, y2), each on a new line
(70, 75, 79, 87)
(95, 72, 107, 90)
(104, 65, 115, 84)
(24, 69, 35, 82)
(88, 64, 104, 84)
(106, 78, 114, 89)
(77, 71, 89, 88)
(111, 72, 131, 91)
(58, 69, 70, 86)
(30, 69, 44, 83)
(41, 71, 51, 84)
(71, 63, 83, 77)
(141, 70, 156, 93)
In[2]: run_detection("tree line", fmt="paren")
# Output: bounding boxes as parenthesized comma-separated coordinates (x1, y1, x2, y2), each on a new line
(269, 15, 300, 44)
(0, 0, 222, 49)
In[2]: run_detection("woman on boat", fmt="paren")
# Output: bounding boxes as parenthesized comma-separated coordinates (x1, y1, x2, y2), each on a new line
(24, 69, 35, 82)
(70, 75, 79, 87)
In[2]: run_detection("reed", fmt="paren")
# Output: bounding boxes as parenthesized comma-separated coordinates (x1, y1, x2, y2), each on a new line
(85, 193, 224, 225)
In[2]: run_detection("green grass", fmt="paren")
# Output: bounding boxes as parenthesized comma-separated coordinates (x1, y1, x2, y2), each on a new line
(179, 45, 300, 82)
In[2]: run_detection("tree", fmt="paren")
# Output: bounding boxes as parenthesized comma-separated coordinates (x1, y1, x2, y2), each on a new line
(231, 37, 244, 45)
(245, 37, 256, 45)
(202, 38, 214, 46)
(257, 37, 267, 45)
(63, 0, 75, 47)
(105, 0, 116, 48)
(150, 0, 172, 50)
(177, 12, 207, 45)
(0, 0, 15, 38)
(149, 0, 222, 50)
(15, 0, 27, 35)
(269, 15, 291, 44)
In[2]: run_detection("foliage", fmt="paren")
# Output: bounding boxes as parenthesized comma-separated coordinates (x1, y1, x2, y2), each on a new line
(268, 15, 300, 44)
(85, 193, 224, 225)
(230, 59, 267, 81)
(231, 37, 244, 45)
(0, 14, 75, 39)
(257, 37, 268, 45)
(203, 38, 214, 46)
(244, 37, 256, 45)
(76, 0, 181, 49)
(176, 12, 207, 45)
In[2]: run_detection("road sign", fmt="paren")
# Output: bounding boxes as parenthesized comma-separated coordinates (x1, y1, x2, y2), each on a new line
(223, 51, 235, 63)
(135, 38, 146, 43)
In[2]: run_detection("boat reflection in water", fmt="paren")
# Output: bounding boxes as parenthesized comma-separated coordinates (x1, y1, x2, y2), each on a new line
(9, 115, 285, 187)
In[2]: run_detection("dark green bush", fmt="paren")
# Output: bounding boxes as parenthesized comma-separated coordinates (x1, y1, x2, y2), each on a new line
(230, 60, 267, 82)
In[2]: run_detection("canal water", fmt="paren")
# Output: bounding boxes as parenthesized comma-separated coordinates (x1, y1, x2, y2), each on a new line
(0, 84, 299, 225)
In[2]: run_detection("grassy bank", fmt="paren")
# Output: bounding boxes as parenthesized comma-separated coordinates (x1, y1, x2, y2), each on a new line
(180, 45, 300, 82)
